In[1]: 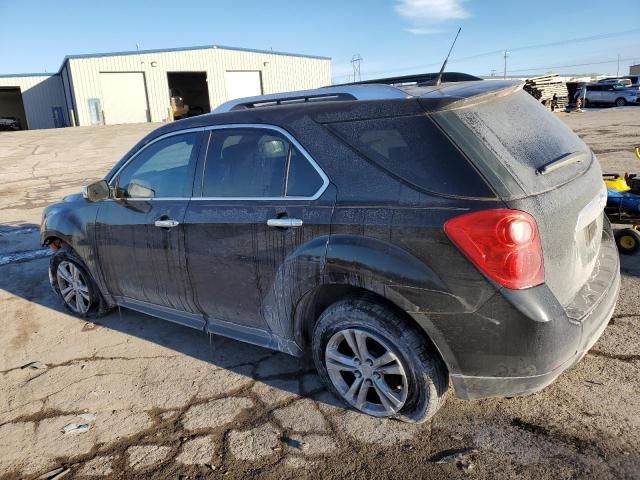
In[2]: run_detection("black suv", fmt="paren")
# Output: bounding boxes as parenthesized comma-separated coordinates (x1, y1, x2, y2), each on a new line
(41, 74, 620, 423)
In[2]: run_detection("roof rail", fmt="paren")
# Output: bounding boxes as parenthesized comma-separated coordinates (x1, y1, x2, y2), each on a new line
(336, 72, 482, 86)
(212, 72, 482, 113)
(213, 85, 410, 113)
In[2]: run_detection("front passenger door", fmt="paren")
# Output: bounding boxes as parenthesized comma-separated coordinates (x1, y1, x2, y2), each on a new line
(95, 131, 205, 325)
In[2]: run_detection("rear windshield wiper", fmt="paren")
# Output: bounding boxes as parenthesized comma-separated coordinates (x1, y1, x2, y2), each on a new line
(537, 151, 588, 175)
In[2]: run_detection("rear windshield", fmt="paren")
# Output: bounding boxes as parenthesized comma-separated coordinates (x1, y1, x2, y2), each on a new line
(325, 115, 495, 198)
(433, 91, 590, 197)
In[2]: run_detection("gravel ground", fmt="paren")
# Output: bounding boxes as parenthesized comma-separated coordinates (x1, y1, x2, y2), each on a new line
(0, 107, 639, 480)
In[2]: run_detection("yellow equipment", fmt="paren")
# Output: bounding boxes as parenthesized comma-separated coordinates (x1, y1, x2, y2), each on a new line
(604, 176, 630, 192)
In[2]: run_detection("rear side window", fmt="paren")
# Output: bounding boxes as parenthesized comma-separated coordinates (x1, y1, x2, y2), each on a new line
(325, 115, 494, 198)
(202, 128, 324, 198)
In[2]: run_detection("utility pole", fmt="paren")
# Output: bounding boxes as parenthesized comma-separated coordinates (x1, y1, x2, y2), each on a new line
(617, 53, 620, 76)
(503, 50, 509, 79)
(490, 69, 496, 77)
(351, 54, 363, 82)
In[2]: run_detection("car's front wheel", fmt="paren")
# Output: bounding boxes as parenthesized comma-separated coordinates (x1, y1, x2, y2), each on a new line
(615, 97, 627, 107)
(50, 245, 106, 317)
(312, 297, 448, 423)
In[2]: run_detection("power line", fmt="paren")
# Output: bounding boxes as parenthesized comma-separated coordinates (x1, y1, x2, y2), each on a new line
(332, 27, 640, 81)
(507, 28, 640, 53)
(505, 56, 640, 74)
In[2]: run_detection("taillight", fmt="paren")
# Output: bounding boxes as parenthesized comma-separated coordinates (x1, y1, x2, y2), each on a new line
(444, 209, 544, 289)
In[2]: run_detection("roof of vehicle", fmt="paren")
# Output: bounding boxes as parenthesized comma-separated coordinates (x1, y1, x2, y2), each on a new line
(145, 74, 523, 140)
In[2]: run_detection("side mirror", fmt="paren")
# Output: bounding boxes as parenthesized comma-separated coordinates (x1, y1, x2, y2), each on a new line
(82, 180, 110, 202)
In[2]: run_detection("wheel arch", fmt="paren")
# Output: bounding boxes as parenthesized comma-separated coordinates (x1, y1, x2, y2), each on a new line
(42, 233, 69, 250)
(293, 283, 449, 374)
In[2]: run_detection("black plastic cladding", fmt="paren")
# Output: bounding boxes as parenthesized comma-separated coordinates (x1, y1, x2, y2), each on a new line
(41, 79, 619, 400)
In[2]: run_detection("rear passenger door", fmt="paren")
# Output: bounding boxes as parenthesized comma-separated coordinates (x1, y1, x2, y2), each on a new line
(588, 85, 603, 103)
(184, 126, 333, 338)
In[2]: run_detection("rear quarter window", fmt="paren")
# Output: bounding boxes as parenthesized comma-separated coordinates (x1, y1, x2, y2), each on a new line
(325, 115, 495, 198)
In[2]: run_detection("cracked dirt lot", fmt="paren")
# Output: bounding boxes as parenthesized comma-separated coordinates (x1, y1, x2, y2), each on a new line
(1, 109, 640, 479)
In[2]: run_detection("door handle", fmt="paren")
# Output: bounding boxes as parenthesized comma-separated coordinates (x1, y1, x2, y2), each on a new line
(154, 219, 180, 228)
(267, 218, 303, 228)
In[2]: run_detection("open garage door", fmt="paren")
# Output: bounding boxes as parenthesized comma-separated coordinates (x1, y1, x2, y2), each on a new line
(0, 87, 27, 130)
(224, 71, 262, 101)
(100, 72, 149, 125)
(167, 72, 211, 119)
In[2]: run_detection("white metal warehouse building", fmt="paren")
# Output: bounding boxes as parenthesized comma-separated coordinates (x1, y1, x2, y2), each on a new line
(0, 45, 331, 130)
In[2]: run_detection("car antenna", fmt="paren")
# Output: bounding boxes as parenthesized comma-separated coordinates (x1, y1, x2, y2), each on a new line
(435, 27, 462, 87)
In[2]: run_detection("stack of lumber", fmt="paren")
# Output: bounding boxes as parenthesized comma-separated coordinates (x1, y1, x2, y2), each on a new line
(524, 74, 569, 109)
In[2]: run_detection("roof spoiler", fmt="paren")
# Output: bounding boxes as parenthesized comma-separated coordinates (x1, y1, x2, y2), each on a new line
(334, 72, 482, 87)
(418, 80, 524, 112)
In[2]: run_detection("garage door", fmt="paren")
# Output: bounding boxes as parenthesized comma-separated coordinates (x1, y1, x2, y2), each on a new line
(224, 71, 262, 100)
(99, 72, 149, 125)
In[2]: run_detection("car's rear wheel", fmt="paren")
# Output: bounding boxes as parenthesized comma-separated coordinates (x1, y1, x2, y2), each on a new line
(312, 297, 448, 423)
(615, 97, 627, 107)
(50, 245, 107, 317)
(615, 228, 640, 254)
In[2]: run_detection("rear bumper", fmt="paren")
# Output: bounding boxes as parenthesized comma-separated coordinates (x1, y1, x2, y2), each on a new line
(411, 225, 621, 400)
(450, 267, 619, 400)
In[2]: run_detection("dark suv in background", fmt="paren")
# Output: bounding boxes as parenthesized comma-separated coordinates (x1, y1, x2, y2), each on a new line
(41, 73, 620, 423)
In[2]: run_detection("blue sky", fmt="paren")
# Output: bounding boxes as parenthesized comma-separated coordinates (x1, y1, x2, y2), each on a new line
(1, 0, 638, 81)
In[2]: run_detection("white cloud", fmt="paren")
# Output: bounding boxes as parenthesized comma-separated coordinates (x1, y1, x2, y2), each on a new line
(406, 27, 444, 35)
(396, 0, 470, 34)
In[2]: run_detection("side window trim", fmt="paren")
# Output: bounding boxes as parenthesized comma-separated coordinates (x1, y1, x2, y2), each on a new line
(283, 143, 293, 196)
(109, 124, 329, 201)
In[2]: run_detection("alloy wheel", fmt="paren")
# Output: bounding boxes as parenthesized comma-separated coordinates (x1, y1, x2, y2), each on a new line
(325, 328, 409, 416)
(56, 261, 90, 314)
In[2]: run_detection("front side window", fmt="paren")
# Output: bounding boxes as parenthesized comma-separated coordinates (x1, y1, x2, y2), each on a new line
(116, 133, 199, 198)
(202, 128, 323, 198)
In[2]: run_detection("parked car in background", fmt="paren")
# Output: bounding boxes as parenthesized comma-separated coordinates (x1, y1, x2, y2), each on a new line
(577, 83, 640, 107)
(0, 116, 22, 131)
(597, 77, 632, 86)
(623, 75, 640, 86)
(41, 74, 620, 423)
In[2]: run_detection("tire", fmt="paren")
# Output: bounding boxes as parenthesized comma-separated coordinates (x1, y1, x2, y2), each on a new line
(615, 228, 640, 255)
(615, 97, 627, 107)
(49, 245, 109, 317)
(312, 297, 448, 423)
